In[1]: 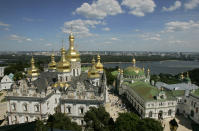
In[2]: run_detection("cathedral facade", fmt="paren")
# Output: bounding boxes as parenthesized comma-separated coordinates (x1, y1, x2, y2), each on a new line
(6, 33, 108, 125)
(115, 58, 177, 119)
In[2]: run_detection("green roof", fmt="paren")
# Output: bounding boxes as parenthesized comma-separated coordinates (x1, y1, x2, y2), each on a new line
(123, 66, 145, 76)
(123, 81, 159, 101)
(81, 66, 90, 72)
(192, 89, 199, 97)
(172, 90, 185, 97)
(123, 81, 176, 101)
(111, 71, 118, 77)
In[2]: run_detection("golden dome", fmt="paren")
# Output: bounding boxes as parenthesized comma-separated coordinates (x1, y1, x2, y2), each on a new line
(48, 53, 56, 70)
(66, 33, 80, 62)
(118, 67, 121, 73)
(53, 82, 69, 88)
(27, 56, 39, 77)
(88, 58, 100, 78)
(181, 73, 184, 80)
(95, 54, 103, 72)
(147, 68, 150, 76)
(132, 58, 136, 66)
(56, 47, 70, 73)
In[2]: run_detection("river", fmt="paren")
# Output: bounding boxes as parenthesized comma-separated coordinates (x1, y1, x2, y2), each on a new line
(102, 60, 199, 75)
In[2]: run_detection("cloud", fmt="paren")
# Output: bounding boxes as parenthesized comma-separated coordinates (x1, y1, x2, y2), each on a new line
(165, 20, 199, 32)
(45, 43, 53, 46)
(121, 0, 156, 17)
(135, 29, 140, 32)
(111, 37, 119, 41)
(74, 0, 123, 19)
(0, 21, 10, 27)
(139, 33, 161, 41)
(3, 28, 10, 31)
(102, 27, 110, 31)
(162, 1, 181, 12)
(184, 0, 199, 10)
(104, 41, 112, 44)
(169, 40, 185, 44)
(63, 19, 103, 37)
(9, 34, 32, 43)
(22, 17, 43, 22)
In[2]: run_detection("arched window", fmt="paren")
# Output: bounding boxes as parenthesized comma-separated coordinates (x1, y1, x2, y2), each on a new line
(66, 106, 71, 113)
(23, 104, 28, 111)
(79, 107, 84, 114)
(12, 103, 16, 111)
(35, 105, 40, 112)
(60, 76, 63, 82)
(66, 76, 68, 81)
(25, 116, 28, 122)
(149, 111, 153, 118)
(73, 69, 75, 76)
(168, 109, 172, 116)
(77, 69, 79, 76)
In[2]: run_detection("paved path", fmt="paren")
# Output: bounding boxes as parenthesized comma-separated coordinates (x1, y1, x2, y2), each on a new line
(105, 92, 127, 121)
(162, 116, 192, 131)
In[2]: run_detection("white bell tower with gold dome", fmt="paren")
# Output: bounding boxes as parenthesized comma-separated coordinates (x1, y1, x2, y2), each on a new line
(66, 32, 81, 77)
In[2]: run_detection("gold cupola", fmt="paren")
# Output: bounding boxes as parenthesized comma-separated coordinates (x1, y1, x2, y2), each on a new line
(88, 58, 100, 79)
(95, 54, 103, 72)
(132, 58, 136, 67)
(27, 56, 39, 77)
(48, 53, 56, 70)
(56, 47, 70, 73)
(66, 33, 80, 62)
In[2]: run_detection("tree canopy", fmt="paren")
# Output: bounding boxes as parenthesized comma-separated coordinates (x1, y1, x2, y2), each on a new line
(84, 106, 113, 131)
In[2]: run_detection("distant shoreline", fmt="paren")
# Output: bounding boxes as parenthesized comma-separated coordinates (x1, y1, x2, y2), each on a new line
(81, 60, 196, 65)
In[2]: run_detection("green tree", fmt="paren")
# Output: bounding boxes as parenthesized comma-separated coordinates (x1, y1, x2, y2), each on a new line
(114, 112, 140, 131)
(46, 113, 82, 131)
(84, 106, 113, 131)
(137, 118, 163, 131)
(35, 120, 47, 131)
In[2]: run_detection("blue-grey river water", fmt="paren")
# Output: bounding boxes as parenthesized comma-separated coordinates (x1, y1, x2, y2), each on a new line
(102, 60, 199, 75)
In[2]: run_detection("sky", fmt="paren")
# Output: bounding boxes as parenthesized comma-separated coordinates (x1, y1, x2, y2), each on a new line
(0, 0, 199, 52)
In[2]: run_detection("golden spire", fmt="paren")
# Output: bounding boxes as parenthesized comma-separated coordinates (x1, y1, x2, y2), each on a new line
(142, 67, 145, 71)
(118, 67, 121, 73)
(147, 68, 150, 76)
(66, 32, 80, 62)
(132, 58, 136, 67)
(95, 54, 103, 72)
(88, 58, 100, 78)
(48, 52, 56, 70)
(121, 69, 123, 75)
(27, 56, 39, 77)
(181, 72, 184, 80)
(187, 72, 189, 77)
(56, 47, 70, 73)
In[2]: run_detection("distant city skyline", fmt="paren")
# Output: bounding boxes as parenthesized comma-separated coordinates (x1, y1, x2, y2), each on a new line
(0, 0, 199, 52)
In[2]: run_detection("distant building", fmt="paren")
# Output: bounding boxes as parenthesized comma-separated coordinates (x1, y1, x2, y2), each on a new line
(0, 73, 14, 91)
(0, 67, 5, 77)
(114, 58, 177, 119)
